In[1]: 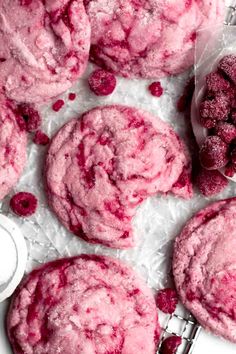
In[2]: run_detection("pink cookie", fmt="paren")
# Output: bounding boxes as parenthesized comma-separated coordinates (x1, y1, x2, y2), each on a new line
(0, 0, 90, 104)
(173, 198, 236, 343)
(85, 0, 224, 78)
(0, 99, 27, 200)
(7, 255, 160, 354)
(45, 105, 192, 248)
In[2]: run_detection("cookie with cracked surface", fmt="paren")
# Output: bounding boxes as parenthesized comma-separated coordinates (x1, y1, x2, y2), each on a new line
(173, 198, 236, 343)
(7, 255, 160, 354)
(45, 105, 192, 248)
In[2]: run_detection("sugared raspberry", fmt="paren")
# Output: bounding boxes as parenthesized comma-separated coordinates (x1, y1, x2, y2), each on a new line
(206, 72, 231, 92)
(156, 288, 178, 314)
(199, 116, 216, 129)
(231, 148, 236, 165)
(160, 336, 182, 354)
(10, 192, 38, 217)
(225, 163, 236, 178)
(199, 96, 230, 122)
(218, 55, 236, 84)
(88, 69, 116, 96)
(33, 130, 50, 145)
(17, 104, 41, 132)
(214, 122, 236, 144)
(199, 136, 229, 170)
(148, 82, 163, 97)
(231, 110, 236, 125)
(52, 99, 65, 112)
(195, 168, 228, 197)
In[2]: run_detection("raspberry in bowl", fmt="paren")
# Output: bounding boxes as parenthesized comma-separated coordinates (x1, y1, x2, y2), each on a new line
(191, 54, 236, 183)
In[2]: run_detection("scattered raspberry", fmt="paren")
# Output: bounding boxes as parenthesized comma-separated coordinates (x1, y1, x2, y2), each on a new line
(148, 82, 163, 97)
(33, 130, 50, 146)
(88, 69, 116, 96)
(17, 104, 41, 132)
(214, 122, 236, 144)
(199, 96, 230, 123)
(218, 55, 236, 84)
(156, 288, 178, 314)
(68, 93, 76, 101)
(225, 163, 236, 178)
(160, 336, 182, 354)
(52, 99, 65, 112)
(196, 168, 228, 197)
(10, 192, 38, 217)
(177, 77, 195, 112)
(206, 72, 231, 92)
(199, 136, 229, 170)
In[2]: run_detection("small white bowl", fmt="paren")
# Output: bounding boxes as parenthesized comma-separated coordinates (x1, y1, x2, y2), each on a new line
(191, 87, 236, 182)
(0, 215, 27, 302)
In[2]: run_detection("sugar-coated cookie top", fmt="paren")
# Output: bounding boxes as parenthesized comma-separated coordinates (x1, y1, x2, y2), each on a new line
(86, 0, 225, 78)
(0, 0, 91, 103)
(173, 198, 236, 343)
(8, 255, 160, 354)
(45, 105, 192, 248)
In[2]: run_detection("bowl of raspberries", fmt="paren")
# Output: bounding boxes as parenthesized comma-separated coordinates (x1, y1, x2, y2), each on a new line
(192, 54, 236, 182)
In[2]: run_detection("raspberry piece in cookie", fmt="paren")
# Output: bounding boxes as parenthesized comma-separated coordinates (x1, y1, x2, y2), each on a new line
(0, 0, 91, 103)
(173, 198, 236, 342)
(199, 136, 229, 170)
(85, 0, 224, 78)
(7, 255, 160, 354)
(218, 55, 236, 84)
(156, 288, 178, 314)
(195, 168, 228, 197)
(88, 69, 116, 96)
(45, 105, 192, 248)
(10, 192, 38, 217)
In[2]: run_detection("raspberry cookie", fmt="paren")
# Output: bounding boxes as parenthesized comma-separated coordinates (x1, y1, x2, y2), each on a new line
(0, 99, 27, 200)
(0, 0, 90, 104)
(85, 0, 224, 78)
(173, 198, 236, 342)
(45, 105, 192, 248)
(7, 255, 160, 354)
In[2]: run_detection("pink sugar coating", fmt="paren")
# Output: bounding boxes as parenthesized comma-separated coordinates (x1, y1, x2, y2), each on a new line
(0, 0, 91, 104)
(195, 168, 228, 197)
(173, 198, 236, 342)
(0, 97, 27, 200)
(45, 105, 192, 249)
(7, 255, 160, 354)
(86, 0, 224, 78)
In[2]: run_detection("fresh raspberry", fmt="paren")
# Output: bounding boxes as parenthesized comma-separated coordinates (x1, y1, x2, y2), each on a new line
(177, 77, 195, 112)
(196, 168, 228, 197)
(225, 163, 236, 178)
(52, 99, 65, 112)
(68, 93, 76, 101)
(156, 288, 178, 314)
(218, 55, 236, 84)
(10, 192, 38, 217)
(88, 69, 116, 96)
(160, 336, 182, 354)
(199, 136, 229, 170)
(17, 104, 41, 132)
(214, 122, 236, 144)
(148, 82, 163, 97)
(199, 96, 230, 123)
(33, 130, 50, 145)
(205, 72, 231, 92)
